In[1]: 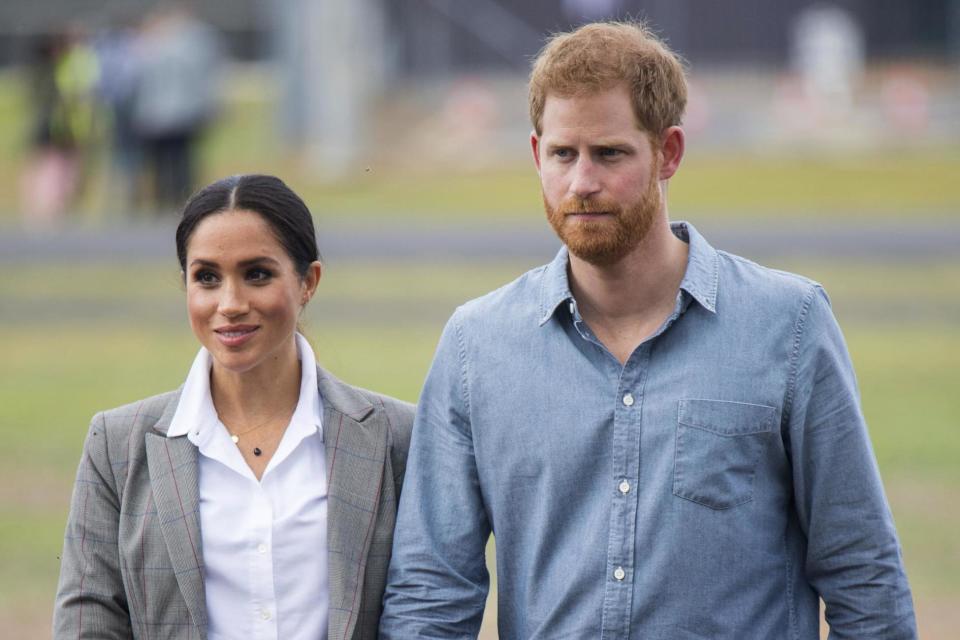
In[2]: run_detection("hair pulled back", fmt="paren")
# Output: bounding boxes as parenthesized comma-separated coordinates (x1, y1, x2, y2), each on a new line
(176, 174, 320, 277)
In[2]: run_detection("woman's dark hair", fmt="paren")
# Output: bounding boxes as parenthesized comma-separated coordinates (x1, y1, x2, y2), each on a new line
(176, 174, 320, 277)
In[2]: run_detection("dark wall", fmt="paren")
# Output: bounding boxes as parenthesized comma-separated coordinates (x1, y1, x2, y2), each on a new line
(1, 0, 955, 69)
(0, 0, 264, 64)
(388, 0, 956, 75)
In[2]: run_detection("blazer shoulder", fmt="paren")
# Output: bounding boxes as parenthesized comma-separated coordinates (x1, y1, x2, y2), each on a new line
(353, 387, 415, 440)
(75, 390, 180, 500)
(350, 387, 415, 485)
(95, 389, 181, 443)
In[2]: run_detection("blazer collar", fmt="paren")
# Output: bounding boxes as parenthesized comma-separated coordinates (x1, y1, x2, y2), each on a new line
(146, 391, 207, 637)
(316, 365, 386, 640)
(316, 365, 374, 424)
(148, 366, 385, 640)
(150, 363, 376, 436)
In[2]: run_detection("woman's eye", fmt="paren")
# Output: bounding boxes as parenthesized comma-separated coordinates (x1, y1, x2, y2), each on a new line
(248, 268, 273, 282)
(194, 270, 218, 285)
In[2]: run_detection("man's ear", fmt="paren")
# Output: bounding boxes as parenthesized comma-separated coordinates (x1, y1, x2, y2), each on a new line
(658, 126, 685, 180)
(531, 130, 542, 174)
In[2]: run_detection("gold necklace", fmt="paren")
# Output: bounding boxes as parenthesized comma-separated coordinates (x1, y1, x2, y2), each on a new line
(220, 405, 292, 445)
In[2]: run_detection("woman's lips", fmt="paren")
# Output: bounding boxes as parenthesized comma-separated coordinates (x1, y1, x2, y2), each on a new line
(214, 325, 260, 347)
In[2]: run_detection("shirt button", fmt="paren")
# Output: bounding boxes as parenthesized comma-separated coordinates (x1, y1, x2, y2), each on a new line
(614, 566, 626, 581)
(622, 393, 634, 407)
(258, 543, 268, 554)
(618, 480, 631, 494)
(261, 609, 271, 620)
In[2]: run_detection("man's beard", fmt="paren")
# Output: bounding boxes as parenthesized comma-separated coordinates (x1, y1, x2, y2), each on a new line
(544, 171, 662, 267)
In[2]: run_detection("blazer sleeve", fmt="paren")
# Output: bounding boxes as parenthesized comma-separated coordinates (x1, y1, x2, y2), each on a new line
(53, 412, 133, 639)
(385, 398, 415, 502)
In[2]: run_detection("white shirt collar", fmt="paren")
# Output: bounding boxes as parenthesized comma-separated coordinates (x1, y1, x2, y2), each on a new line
(167, 333, 324, 443)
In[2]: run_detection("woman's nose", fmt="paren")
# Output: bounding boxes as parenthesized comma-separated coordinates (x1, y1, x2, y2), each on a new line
(218, 280, 249, 317)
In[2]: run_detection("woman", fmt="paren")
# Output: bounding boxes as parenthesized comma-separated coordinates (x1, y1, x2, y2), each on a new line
(54, 174, 414, 640)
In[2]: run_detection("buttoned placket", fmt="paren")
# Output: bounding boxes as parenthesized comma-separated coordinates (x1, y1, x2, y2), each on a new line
(250, 480, 278, 639)
(600, 343, 646, 638)
(196, 421, 285, 640)
(569, 291, 690, 639)
(173, 336, 327, 640)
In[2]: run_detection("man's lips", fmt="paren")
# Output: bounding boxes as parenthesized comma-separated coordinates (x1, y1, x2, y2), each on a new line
(214, 325, 260, 347)
(566, 211, 612, 219)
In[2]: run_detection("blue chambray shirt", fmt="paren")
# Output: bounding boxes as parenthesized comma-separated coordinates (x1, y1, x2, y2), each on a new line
(381, 222, 916, 639)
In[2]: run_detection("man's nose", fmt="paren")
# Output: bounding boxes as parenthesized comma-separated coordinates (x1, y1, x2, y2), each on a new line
(569, 157, 601, 199)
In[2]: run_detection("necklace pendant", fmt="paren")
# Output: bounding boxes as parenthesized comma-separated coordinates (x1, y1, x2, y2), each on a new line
(231, 434, 239, 444)
(253, 447, 262, 456)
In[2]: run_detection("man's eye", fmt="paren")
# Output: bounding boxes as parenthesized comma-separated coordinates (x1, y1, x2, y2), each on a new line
(599, 148, 623, 158)
(553, 148, 573, 158)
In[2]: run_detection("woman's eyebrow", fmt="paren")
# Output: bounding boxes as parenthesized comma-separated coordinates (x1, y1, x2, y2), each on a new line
(189, 256, 281, 268)
(237, 256, 282, 267)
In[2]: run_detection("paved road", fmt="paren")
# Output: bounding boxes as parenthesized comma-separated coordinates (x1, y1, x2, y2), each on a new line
(1, 216, 958, 265)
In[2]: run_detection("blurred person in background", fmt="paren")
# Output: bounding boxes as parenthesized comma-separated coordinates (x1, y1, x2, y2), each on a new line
(54, 174, 413, 639)
(20, 29, 99, 227)
(381, 21, 917, 639)
(132, 3, 222, 213)
(93, 16, 145, 211)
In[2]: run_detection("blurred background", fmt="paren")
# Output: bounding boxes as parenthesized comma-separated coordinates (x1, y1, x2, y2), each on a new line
(0, 0, 958, 637)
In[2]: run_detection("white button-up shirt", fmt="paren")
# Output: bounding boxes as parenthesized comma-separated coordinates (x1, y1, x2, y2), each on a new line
(167, 334, 328, 640)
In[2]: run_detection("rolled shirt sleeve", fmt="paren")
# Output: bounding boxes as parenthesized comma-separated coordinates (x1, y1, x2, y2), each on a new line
(380, 311, 492, 638)
(786, 286, 917, 638)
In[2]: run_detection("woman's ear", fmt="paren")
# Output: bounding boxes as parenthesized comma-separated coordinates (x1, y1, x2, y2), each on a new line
(302, 261, 323, 306)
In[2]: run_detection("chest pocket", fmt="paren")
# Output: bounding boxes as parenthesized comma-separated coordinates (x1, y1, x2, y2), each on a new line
(673, 399, 777, 510)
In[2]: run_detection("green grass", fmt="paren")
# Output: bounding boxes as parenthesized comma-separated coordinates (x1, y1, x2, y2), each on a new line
(886, 478, 960, 595)
(0, 262, 533, 304)
(1, 70, 959, 223)
(2, 260, 958, 613)
(1, 58, 957, 634)
(4, 322, 956, 625)
(671, 150, 960, 217)
(851, 328, 960, 481)
(0, 507, 76, 603)
(779, 262, 960, 303)
(239, 149, 960, 221)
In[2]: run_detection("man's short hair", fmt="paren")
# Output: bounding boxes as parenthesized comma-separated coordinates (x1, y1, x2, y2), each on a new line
(529, 21, 688, 140)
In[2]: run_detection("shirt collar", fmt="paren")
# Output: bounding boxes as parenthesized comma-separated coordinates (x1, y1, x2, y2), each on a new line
(537, 220, 719, 326)
(166, 347, 218, 438)
(288, 332, 324, 440)
(538, 245, 575, 326)
(672, 221, 718, 314)
(166, 332, 324, 439)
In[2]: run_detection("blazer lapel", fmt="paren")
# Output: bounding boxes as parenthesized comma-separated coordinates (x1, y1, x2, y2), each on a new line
(145, 394, 208, 637)
(318, 366, 387, 640)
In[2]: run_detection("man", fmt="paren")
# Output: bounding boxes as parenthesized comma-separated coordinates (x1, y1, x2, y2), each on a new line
(380, 21, 916, 639)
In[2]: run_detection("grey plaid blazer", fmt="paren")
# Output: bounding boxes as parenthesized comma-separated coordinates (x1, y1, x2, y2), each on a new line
(54, 365, 414, 640)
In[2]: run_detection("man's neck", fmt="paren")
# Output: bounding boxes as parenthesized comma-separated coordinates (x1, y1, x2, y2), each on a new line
(568, 219, 689, 363)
